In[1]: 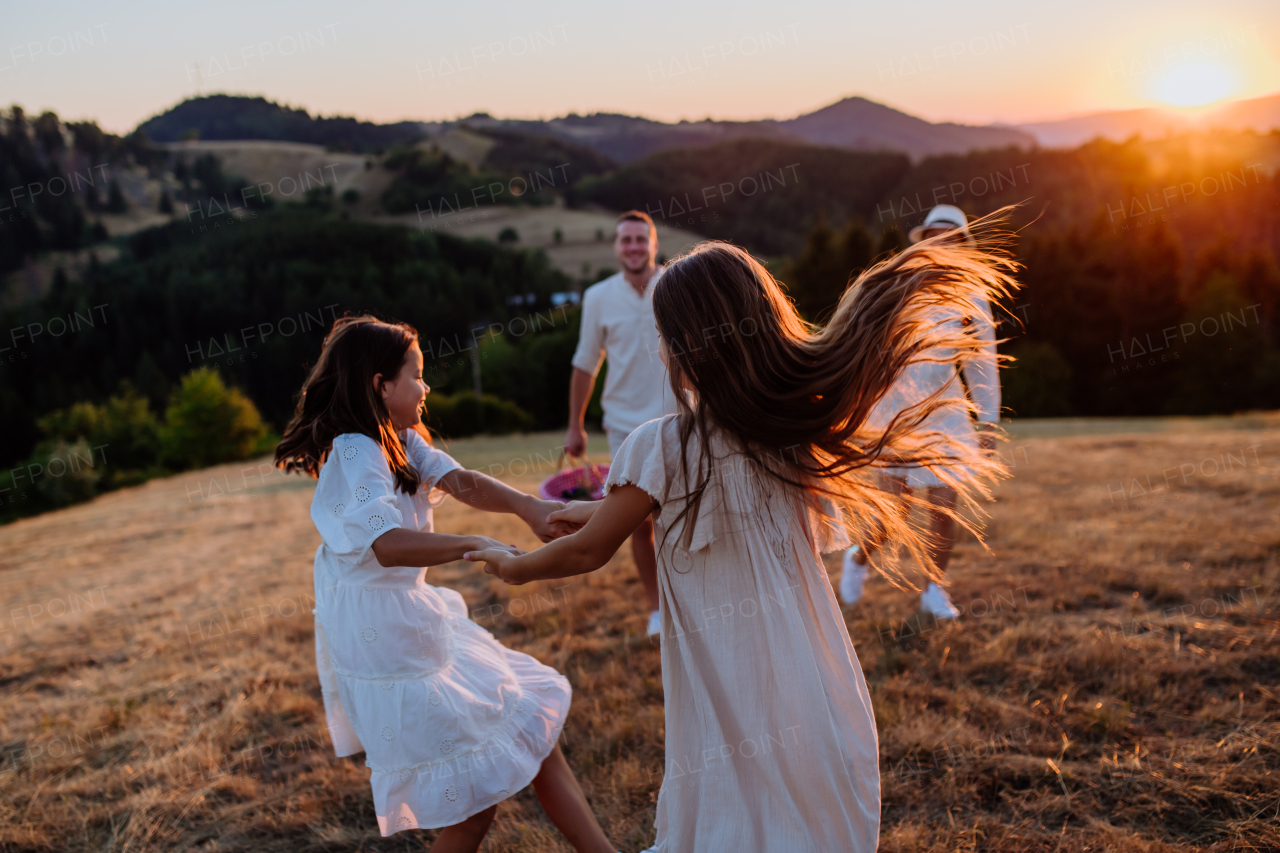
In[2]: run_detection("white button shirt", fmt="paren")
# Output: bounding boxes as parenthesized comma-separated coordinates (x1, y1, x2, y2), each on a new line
(571, 270, 680, 437)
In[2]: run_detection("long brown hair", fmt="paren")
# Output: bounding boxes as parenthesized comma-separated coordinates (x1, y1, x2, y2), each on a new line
(651, 211, 1019, 583)
(275, 315, 430, 495)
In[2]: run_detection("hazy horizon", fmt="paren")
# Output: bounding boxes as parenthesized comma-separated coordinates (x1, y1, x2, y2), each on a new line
(4, 0, 1278, 134)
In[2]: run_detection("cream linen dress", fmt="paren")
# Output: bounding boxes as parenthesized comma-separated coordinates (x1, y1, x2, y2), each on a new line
(310, 430, 571, 836)
(607, 415, 880, 852)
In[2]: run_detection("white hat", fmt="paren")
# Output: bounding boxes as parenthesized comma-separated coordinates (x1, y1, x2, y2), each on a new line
(908, 204, 971, 244)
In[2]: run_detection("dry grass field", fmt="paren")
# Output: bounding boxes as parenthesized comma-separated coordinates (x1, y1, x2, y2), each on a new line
(376, 204, 706, 280)
(1, 416, 1278, 852)
(153, 139, 709, 279)
(155, 138, 709, 279)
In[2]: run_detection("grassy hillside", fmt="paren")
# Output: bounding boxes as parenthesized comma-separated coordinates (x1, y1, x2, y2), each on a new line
(380, 127, 616, 216)
(0, 416, 1276, 851)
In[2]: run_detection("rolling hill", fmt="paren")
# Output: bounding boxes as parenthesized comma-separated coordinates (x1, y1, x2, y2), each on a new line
(136, 94, 427, 151)
(776, 96, 1034, 159)
(128, 88, 1280, 164)
(137, 94, 1037, 164)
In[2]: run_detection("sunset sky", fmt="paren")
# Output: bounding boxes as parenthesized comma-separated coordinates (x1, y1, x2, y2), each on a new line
(3, 0, 1278, 133)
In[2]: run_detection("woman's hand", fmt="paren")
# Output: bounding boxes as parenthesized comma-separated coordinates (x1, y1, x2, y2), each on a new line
(464, 547, 528, 584)
(546, 500, 601, 533)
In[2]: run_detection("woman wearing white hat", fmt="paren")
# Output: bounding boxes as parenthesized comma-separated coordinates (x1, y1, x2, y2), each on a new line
(838, 204, 1001, 618)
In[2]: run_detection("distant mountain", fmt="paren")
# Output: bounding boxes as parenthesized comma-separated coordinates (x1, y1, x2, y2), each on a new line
(453, 98, 1035, 162)
(1015, 108, 1191, 148)
(138, 91, 1280, 165)
(774, 96, 1035, 160)
(137, 95, 427, 151)
(137, 94, 1036, 164)
(1015, 92, 1280, 148)
(1201, 93, 1280, 134)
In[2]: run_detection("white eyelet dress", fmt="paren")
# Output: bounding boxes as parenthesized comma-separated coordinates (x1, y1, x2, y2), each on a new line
(310, 430, 570, 836)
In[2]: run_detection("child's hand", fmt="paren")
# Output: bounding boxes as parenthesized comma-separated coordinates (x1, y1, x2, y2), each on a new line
(463, 547, 527, 584)
(546, 500, 601, 534)
(520, 498, 571, 543)
(467, 535, 525, 557)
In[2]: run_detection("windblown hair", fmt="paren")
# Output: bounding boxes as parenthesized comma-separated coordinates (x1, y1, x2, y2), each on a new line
(651, 210, 1020, 584)
(275, 315, 429, 495)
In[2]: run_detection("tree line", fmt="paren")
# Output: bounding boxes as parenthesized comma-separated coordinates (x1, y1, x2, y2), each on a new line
(3, 104, 1278, 512)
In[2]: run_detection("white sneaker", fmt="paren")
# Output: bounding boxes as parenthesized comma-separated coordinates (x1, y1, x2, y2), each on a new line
(920, 582, 960, 620)
(839, 548, 867, 605)
(646, 610, 661, 637)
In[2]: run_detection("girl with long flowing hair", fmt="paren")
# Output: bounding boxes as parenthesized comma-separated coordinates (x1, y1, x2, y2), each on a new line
(465, 217, 1018, 852)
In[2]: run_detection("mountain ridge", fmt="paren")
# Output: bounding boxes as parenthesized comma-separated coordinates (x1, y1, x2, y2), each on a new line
(137, 93, 1034, 162)
(137, 91, 1280, 163)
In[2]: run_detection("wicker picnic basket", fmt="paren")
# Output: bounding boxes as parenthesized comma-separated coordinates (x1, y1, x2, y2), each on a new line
(538, 454, 610, 502)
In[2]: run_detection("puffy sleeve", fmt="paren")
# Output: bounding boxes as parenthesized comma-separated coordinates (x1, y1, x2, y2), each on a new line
(961, 295, 1001, 424)
(604, 416, 672, 505)
(324, 434, 405, 563)
(402, 429, 462, 492)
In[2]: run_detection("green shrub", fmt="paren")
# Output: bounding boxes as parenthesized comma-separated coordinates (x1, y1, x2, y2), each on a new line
(159, 368, 268, 469)
(97, 390, 164, 471)
(34, 386, 162, 490)
(30, 439, 103, 507)
(38, 386, 161, 473)
(425, 392, 533, 438)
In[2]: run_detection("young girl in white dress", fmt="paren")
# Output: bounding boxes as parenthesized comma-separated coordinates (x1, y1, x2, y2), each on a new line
(275, 315, 615, 853)
(466, 229, 1017, 852)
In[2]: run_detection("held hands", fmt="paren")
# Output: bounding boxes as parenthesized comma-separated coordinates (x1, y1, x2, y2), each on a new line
(520, 496, 598, 542)
(519, 497, 577, 542)
(468, 535, 526, 559)
(468, 501, 601, 583)
(464, 547, 526, 585)
(546, 500, 600, 533)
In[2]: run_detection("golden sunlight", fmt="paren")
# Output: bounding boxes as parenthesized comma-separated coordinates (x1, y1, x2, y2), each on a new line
(1148, 58, 1242, 107)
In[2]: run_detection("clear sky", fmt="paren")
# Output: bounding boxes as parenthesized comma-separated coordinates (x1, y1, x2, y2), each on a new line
(2, 0, 1277, 133)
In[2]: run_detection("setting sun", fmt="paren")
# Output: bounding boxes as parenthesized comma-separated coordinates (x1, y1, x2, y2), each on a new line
(1149, 58, 1242, 108)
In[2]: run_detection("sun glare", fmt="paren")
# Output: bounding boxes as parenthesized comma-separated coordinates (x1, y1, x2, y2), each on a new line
(1149, 59, 1241, 109)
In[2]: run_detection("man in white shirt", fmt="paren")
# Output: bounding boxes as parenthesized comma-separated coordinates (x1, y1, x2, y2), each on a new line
(566, 211, 678, 636)
(838, 205, 1000, 620)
